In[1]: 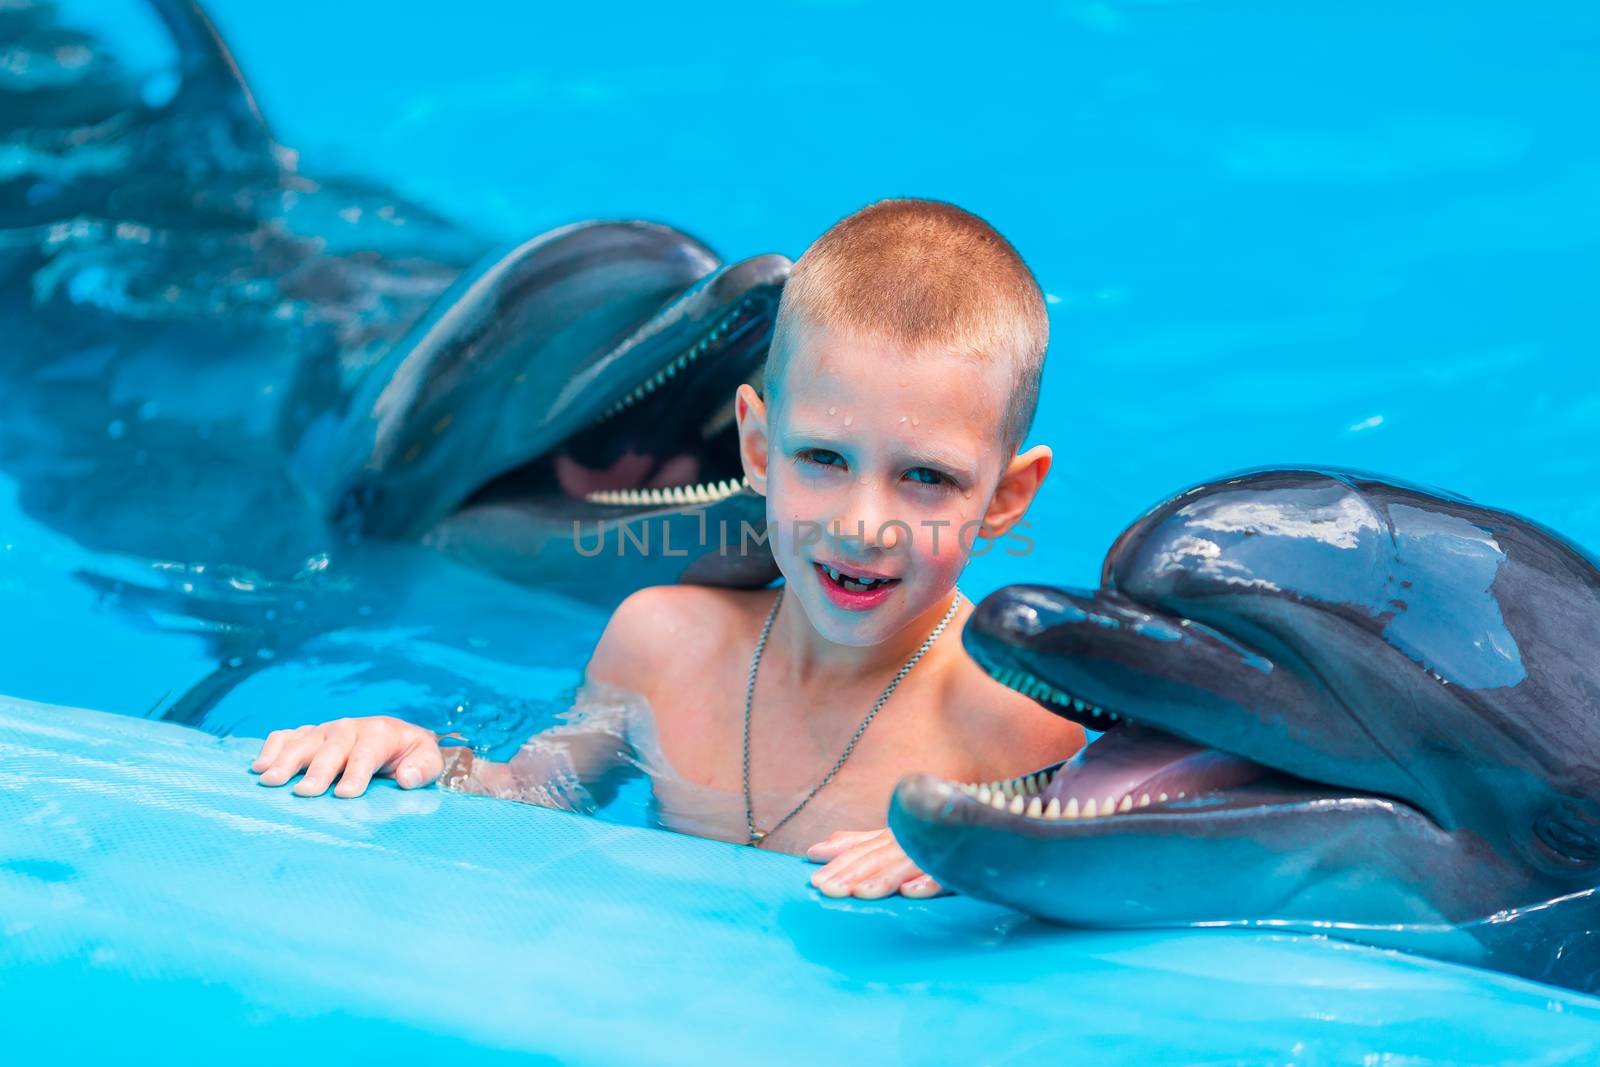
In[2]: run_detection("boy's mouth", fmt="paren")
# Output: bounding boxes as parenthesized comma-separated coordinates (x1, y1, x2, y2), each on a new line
(812, 559, 901, 609)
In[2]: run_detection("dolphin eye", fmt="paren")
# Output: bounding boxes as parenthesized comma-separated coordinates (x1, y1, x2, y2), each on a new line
(1536, 809, 1600, 867)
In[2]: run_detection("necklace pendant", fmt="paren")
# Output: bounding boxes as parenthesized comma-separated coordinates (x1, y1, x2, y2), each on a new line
(748, 828, 767, 846)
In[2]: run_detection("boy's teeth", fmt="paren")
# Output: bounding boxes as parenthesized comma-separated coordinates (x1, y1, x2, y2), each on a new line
(822, 564, 893, 590)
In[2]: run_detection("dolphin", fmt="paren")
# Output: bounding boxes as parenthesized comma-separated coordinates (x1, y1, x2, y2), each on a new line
(0, 0, 782, 599)
(890, 468, 1600, 992)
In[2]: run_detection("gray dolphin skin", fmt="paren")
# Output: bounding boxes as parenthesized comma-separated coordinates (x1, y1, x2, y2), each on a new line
(0, 0, 782, 600)
(891, 468, 1600, 992)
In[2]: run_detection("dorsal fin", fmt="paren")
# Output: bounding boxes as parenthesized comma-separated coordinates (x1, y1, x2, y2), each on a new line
(142, 0, 281, 175)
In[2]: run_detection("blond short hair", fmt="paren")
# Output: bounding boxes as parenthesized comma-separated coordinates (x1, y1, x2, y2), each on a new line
(767, 198, 1049, 454)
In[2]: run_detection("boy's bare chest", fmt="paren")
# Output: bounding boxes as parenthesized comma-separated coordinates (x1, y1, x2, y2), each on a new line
(646, 661, 968, 811)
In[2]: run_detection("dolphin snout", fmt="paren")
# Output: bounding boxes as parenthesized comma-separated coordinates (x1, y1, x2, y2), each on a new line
(968, 584, 1098, 643)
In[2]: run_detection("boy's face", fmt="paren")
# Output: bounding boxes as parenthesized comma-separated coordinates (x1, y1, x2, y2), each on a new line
(735, 316, 1044, 648)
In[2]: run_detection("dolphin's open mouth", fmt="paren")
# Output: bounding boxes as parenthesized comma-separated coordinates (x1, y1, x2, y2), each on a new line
(926, 648, 1431, 830)
(459, 276, 778, 520)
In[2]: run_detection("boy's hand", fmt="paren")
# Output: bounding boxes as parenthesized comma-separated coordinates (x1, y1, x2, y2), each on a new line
(250, 717, 444, 798)
(804, 828, 948, 900)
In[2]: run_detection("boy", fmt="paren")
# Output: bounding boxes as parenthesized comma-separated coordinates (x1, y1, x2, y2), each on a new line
(251, 199, 1084, 899)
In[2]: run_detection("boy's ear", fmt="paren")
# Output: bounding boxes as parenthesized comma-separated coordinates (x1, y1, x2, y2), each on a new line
(734, 383, 770, 495)
(980, 445, 1051, 538)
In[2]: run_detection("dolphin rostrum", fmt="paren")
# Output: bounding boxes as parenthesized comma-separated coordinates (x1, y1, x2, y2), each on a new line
(891, 468, 1600, 992)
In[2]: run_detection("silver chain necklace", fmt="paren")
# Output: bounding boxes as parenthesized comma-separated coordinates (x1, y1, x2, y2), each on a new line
(741, 584, 963, 847)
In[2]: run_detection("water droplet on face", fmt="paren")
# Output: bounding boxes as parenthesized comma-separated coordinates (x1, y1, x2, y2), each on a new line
(910, 416, 919, 427)
(843, 414, 854, 426)
(827, 406, 837, 416)
(899, 415, 908, 423)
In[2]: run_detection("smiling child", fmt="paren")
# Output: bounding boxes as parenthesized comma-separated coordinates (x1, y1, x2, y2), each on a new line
(250, 198, 1085, 899)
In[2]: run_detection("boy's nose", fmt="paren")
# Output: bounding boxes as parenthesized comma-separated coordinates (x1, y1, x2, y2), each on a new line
(825, 484, 908, 556)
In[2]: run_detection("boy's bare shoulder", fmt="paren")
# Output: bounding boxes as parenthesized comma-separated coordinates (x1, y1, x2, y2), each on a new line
(938, 652, 1086, 772)
(584, 583, 779, 695)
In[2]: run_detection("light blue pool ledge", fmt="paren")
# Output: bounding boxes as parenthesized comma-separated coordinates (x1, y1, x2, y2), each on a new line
(3, 696, 1598, 1065)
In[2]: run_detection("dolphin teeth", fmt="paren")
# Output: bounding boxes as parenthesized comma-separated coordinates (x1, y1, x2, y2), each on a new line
(1139, 793, 1151, 807)
(1008, 794, 1026, 815)
(1103, 795, 1116, 816)
(990, 793, 1008, 811)
(1118, 795, 1134, 813)
(976, 786, 992, 804)
(1072, 698, 1085, 712)
(1158, 792, 1170, 803)
(1082, 798, 1097, 818)
(584, 473, 751, 509)
(1045, 798, 1061, 819)
(1026, 797, 1042, 818)
(1064, 797, 1080, 819)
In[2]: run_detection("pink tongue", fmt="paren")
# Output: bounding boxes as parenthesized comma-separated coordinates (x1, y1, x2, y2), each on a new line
(1042, 722, 1266, 807)
(555, 450, 701, 496)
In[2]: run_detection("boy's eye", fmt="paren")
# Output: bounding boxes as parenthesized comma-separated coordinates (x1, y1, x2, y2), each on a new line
(906, 467, 954, 488)
(798, 448, 846, 469)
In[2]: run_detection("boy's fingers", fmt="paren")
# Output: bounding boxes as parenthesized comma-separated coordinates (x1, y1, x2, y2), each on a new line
(810, 840, 900, 897)
(333, 732, 393, 798)
(257, 731, 323, 786)
(396, 743, 444, 789)
(251, 729, 293, 772)
(846, 856, 924, 901)
(293, 731, 356, 796)
(803, 828, 886, 863)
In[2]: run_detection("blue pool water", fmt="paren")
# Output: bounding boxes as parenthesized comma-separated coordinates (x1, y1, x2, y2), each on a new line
(3, 1, 1600, 1060)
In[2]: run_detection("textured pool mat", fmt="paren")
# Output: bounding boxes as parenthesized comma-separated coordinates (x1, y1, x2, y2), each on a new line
(3, 697, 1599, 1065)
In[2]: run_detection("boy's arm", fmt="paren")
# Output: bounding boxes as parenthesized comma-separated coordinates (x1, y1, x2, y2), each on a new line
(416, 587, 670, 804)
